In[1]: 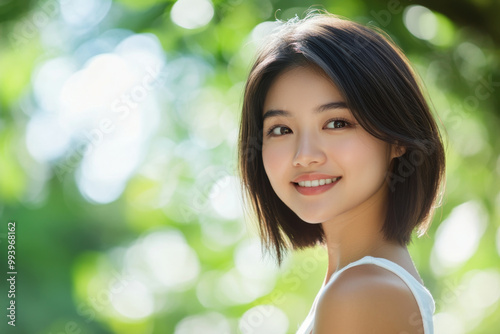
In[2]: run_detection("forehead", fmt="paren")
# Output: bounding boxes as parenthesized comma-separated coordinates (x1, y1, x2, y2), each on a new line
(263, 66, 344, 113)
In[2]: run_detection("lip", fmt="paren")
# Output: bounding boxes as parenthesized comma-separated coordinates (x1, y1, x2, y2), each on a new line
(292, 177, 341, 196)
(292, 173, 339, 183)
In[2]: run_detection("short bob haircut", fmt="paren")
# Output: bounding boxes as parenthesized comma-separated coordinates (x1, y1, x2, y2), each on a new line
(238, 13, 445, 264)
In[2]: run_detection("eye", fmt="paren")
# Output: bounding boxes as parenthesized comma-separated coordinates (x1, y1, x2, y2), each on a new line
(267, 126, 292, 137)
(326, 119, 351, 129)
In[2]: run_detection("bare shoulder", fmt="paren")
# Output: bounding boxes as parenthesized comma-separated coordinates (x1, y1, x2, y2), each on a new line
(313, 264, 424, 334)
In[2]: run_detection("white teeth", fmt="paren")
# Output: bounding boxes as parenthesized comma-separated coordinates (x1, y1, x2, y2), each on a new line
(297, 177, 339, 187)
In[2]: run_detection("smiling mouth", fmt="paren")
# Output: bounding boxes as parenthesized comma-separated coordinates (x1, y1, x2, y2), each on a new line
(293, 177, 341, 187)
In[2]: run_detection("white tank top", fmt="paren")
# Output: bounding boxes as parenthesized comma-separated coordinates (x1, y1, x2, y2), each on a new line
(295, 255, 435, 334)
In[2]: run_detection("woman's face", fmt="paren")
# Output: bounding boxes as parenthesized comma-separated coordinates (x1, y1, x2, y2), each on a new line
(262, 66, 397, 225)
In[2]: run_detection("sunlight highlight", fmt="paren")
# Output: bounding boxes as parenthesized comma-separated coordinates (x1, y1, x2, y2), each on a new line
(174, 312, 231, 334)
(239, 305, 289, 334)
(209, 175, 244, 219)
(124, 229, 200, 292)
(56, 33, 165, 203)
(60, 0, 111, 28)
(431, 201, 487, 275)
(111, 280, 154, 320)
(403, 5, 438, 41)
(170, 0, 214, 29)
(26, 113, 71, 162)
(434, 312, 465, 334)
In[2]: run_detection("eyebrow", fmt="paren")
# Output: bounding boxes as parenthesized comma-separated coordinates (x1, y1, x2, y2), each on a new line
(262, 101, 349, 122)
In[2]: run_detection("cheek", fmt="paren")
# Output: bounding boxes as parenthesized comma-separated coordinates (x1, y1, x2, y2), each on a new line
(262, 143, 287, 180)
(330, 134, 391, 180)
(325, 135, 368, 168)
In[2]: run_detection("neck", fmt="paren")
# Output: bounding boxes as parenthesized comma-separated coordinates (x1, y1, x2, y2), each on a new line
(320, 185, 407, 286)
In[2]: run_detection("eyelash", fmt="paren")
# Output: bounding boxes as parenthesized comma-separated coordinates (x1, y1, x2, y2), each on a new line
(265, 118, 353, 137)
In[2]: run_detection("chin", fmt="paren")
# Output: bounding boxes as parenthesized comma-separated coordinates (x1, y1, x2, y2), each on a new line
(303, 220, 324, 225)
(295, 212, 328, 225)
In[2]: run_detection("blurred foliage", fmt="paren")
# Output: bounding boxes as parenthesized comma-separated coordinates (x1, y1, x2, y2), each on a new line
(0, 0, 499, 333)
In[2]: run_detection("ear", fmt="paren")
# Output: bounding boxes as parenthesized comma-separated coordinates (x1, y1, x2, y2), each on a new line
(390, 143, 406, 159)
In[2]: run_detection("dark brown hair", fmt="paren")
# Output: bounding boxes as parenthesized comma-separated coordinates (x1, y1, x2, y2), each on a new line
(238, 13, 445, 264)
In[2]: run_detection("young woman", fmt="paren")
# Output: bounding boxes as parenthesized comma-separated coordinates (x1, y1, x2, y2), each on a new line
(238, 13, 445, 334)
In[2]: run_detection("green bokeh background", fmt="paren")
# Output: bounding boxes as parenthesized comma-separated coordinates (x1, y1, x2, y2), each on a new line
(0, 0, 499, 333)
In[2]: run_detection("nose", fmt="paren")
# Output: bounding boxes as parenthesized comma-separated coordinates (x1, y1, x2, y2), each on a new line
(292, 133, 326, 167)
